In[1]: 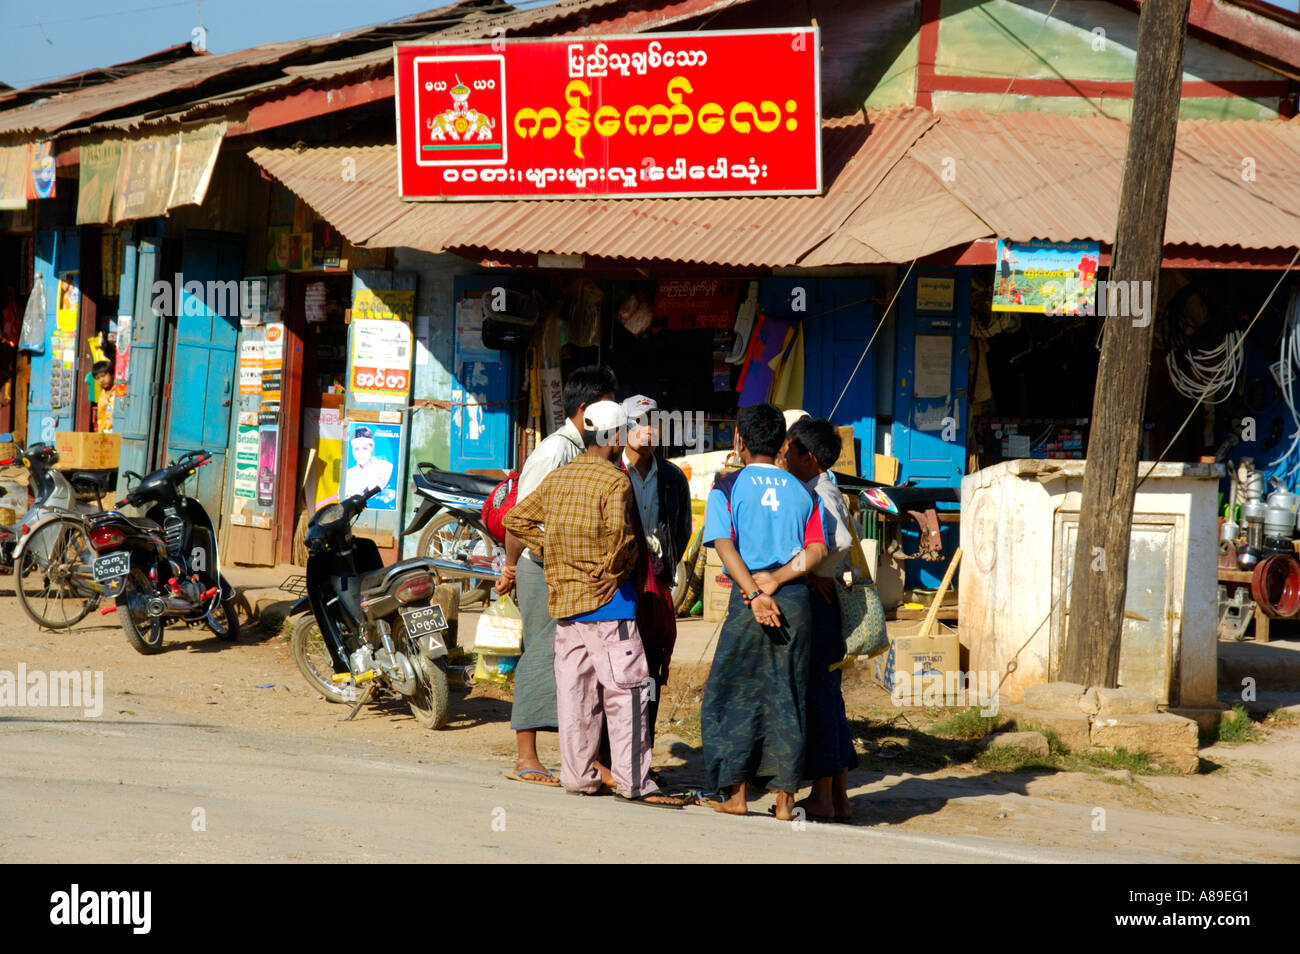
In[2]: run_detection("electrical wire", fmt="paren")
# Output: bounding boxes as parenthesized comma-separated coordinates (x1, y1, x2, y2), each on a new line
(1166, 328, 1244, 404)
(1267, 284, 1300, 476)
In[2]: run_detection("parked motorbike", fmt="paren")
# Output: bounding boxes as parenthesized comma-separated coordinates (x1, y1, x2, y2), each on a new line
(87, 449, 239, 653)
(2, 442, 108, 629)
(402, 462, 503, 609)
(289, 484, 455, 729)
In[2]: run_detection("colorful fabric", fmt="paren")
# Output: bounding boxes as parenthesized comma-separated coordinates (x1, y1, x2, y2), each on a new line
(504, 455, 639, 620)
(702, 582, 811, 793)
(703, 462, 824, 573)
(553, 618, 658, 798)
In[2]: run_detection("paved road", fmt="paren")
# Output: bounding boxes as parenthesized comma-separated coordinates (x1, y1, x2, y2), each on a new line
(1, 713, 1183, 864)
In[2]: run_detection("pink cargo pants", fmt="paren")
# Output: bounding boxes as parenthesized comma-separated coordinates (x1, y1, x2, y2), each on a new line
(553, 618, 659, 798)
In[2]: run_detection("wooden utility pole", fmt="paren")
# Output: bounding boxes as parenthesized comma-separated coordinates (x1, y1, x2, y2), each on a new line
(1062, 0, 1190, 688)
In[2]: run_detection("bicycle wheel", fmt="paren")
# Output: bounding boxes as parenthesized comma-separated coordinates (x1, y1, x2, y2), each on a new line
(16, 516, 101, 630)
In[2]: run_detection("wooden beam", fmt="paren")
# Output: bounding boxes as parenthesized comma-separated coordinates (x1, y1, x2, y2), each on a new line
(223, 74, 394, 137)
(916, 73, 1288, 99)
(916, 0, 941, 111)
(1063, 0, 1191, 690)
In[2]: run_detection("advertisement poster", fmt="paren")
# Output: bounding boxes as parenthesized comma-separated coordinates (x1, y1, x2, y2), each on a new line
(239, 339, 264, 395)
(171, 122, 226, 209)
(344, 421, 401, 510)
(257, 410, 279, 508)
(353, 287, 415, 322)
(654, 278, 740, 329)
(114, 315, 132, 397)
(993, 239, 1100, 314)
(112, 133, 180, 223)
(349, 318, 412, 404)
(395, 28, 822, 200)
(261, 322, 284, 403)
(234, 414, 259, 500)
(0, 145, 27, 210)
(77, 139, 123, 224)
(28, 141, 56, 200)
(56, 272, 79, 333)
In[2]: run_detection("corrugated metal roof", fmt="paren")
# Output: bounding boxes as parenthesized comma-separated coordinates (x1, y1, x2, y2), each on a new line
(247, 143, 408, 246)
(800, 155, 992, 266)
(363, 108, 937, 265)
(907, 110, 1300, 250)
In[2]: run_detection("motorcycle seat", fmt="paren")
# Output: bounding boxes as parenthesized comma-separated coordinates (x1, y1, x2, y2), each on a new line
(69, 471, 111, 494)
(420, 466, 499, 497)
(360, 559, 433, 595)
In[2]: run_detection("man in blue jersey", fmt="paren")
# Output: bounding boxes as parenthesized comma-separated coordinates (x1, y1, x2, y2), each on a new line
(701, 403, 827, 820)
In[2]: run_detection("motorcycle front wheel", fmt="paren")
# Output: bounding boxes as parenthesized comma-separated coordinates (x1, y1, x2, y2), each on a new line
(290, 615, 373, 705)
(119, 571, 166, 654)
(400, 619, 450, 729)
(416, 511, 494, 611)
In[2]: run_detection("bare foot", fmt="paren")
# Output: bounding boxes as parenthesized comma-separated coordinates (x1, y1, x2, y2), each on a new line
(795, 796, 836, 820)
(713, 784, 748, 816)
(772, 790, 796, 821)
(595, 761, 615, 788)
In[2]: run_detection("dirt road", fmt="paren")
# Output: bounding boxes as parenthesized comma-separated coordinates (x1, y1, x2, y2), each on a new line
(2, 585, 1299, 863)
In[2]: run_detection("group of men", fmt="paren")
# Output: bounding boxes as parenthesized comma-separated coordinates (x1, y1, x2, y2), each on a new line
(494, 365, 859, 818)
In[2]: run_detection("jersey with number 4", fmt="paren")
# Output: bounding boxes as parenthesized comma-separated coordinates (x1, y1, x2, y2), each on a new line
(703, 462, 825, 574)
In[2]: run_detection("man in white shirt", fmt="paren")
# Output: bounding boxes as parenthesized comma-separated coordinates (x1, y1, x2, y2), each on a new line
(494, 366, 617, 786)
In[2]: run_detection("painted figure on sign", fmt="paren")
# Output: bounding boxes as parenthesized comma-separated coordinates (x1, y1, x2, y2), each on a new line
(427, 76, 497, 143)
(346, 426, 394, 496)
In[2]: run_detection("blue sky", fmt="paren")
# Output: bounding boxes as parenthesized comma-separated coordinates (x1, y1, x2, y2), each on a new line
(1, 1, 557, 90)
(3, 0, 1297, 90)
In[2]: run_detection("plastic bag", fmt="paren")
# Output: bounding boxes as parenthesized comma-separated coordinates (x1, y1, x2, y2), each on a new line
(474, 593, 523, 654)
(18, 273, 46, 353)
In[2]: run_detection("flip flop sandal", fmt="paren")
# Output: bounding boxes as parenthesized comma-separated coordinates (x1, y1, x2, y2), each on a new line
(504, 768, 562, 786)
(614, 793, 686, 810)
(690, 790, 725, 805)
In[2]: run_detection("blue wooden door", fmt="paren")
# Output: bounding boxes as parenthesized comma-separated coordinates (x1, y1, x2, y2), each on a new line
(27, 228, 79, 446)
(891, 268, 971, 587)
(115, 238, 167, 484)
(450, 275, 515, 472)
(165, 233, 243, 521)
(758, 278, 877, 477)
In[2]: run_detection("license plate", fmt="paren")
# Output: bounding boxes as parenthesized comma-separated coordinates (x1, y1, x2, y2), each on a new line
(93, 552, 130, 582)
(400, 603, 447, 639)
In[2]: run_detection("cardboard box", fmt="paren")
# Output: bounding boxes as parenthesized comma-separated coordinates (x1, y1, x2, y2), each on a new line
(54, 431, 121, 470)
(871, 622, 961, 702)
(703, 548, 733, 622)
(832, 425, 857, 476)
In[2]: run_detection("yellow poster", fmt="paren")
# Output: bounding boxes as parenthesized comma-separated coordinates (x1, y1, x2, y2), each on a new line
(56, 272, 80, 333)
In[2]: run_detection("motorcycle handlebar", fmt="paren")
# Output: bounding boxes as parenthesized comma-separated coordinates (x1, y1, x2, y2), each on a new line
(0, 457, 11, 467)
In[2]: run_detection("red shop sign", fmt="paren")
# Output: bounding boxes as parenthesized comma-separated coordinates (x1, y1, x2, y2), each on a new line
(654, 278, 741, 329)
(394, 28, 822, 201)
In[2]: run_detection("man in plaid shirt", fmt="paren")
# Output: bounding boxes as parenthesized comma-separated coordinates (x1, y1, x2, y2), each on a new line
(505, 401, 686, 809)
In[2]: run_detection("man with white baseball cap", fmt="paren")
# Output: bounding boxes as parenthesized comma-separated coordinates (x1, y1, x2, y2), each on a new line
(505, 400, 685, 808)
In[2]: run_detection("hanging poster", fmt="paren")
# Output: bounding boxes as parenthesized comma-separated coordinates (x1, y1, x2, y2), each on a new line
(113, 133, 180, 222)
(169, 122, 225, 209)
(344, 421, 401, 511)
(654, 279, 740, 329)
(266, 226, 292, 272)
(0, 145, 27, 210)
(914, 334, 953, 399)
(114, 315, 132, 396)
(993, 239, 1100, 314)
(239, 339, 263, 395)
(77, 139, 123, 224)
(28, 142, 56, 201)
(234, 413, 259, 499)
(349, 318, 412, 404)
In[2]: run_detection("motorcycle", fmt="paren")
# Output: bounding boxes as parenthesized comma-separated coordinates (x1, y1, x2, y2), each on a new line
(288, 484, 455, 729)
(2, 441, 109, 629)
(87, 449, 240, 653)
(402, 461, 503, 609)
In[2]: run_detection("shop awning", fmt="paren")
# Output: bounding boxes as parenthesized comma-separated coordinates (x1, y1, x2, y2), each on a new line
(907, 110, 1300, 250)
(248, 108, 940, 267)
